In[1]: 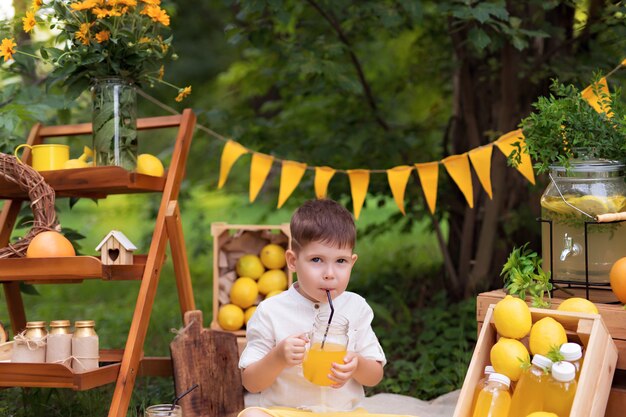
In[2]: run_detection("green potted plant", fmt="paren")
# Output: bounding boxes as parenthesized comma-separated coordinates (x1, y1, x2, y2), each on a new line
(511, 78, 626, 286)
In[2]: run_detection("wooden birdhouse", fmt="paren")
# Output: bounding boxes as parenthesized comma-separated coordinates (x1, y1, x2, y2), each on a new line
(95, 230, 137, 265)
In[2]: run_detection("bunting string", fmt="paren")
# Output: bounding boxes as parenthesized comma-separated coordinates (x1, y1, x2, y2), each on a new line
(138, 59, 625, 219)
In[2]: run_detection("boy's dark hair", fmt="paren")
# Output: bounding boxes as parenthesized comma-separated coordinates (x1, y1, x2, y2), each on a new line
(290, 199, 356, 252)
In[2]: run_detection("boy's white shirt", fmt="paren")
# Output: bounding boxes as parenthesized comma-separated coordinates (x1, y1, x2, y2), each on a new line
(239, 284, 386, 412)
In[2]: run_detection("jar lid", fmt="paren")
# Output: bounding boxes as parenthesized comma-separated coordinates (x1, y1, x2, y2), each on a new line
(560, 343, 583, 361)
(50, 320, 71, 328)
(551, 361, 576, 382)
(531, 354, 553, 370)
(550, 159, 625, 177)
(25, 321, 46, 328)
(487, 373, 510, 388)
(484, 365, 495, 375)
(75, 320, 95, 328)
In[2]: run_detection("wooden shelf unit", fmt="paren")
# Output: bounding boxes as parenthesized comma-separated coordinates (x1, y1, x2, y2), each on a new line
(0, 110, 197, 417)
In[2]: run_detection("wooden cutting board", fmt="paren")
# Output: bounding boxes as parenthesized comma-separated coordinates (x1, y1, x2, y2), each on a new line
(170, 310, 244, 417)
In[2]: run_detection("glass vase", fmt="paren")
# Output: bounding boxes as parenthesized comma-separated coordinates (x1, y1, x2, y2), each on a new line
(91, 77, 138, 170)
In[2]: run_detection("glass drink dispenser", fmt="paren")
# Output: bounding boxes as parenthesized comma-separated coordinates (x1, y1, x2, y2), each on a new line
(541, 159, 626, 284)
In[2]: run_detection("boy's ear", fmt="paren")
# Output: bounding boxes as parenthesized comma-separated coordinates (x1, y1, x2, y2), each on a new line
(285, 249, 297, 271)
(351, 253, 358, 264)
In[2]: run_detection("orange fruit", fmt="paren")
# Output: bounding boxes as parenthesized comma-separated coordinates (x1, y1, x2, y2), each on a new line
(609, 257, 626, 304)
(26, 231, 75, 257)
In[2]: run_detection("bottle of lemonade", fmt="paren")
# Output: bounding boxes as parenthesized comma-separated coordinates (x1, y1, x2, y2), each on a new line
(471, 373, 511, 417)
(544, 361, 578, 417)
(508, 354, 553, 417)
(560, 343, 583, 381)
(471, 365, 495, 409)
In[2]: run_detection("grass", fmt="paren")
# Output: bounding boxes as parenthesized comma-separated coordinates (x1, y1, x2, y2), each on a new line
(0, 189, 474, 415)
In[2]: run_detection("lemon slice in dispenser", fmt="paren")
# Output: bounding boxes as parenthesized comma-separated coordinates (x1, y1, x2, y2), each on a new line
(570, 195, 610, 216)
(541, 196, 574, 215)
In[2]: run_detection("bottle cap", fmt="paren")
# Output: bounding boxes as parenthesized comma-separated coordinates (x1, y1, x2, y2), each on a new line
(484, 365, 495, 375)
(50, 320, 71, 328)
(487, 373, 510, 388)
(531, 354, 553, 370)
(560, 343, 582, 361)
(75, 320, 95, 328)
(25, 321, 46, 328)
(551, 361, 576, 382)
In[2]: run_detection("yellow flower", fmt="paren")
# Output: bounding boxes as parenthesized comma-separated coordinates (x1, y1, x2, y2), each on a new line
(141, 0, 161, 5)
(32, 0, 43, 11)
(175, 86, 191, 102)
(139, 37, 151, 43)
(118, 0, 138, 6)
(95, 30, 110, 43)
(158, 65, 164, 80)
(75, 23, 92, 46)
(142, 5, 170, 26)
(71, 0, 101, 11)
(91, 7, 109, 18)
(22, 10, 37, 33)
(0, 38, 17, 62)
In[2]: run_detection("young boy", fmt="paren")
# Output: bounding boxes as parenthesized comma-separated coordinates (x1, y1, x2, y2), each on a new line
(238, 199, 386, 416)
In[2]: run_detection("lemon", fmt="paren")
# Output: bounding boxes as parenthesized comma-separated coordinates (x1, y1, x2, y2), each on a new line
(569, 195, 609, 216)
(257, 269, 288, 295)
(265, 290, 283, 299)
(260, 243, 286, 269)
(529, 317, 567, 356)
(526, 413, 558, 417)
(493, 295, 532, 339)
(244, 306, 257, 324)
(556, 297, 599, 314)
(540, 196, 572, 215)
(230, 277, 259, 309)
(236, 254, 265, 279)
(217, 304, 244, 331)
(63, 159, 90, 169)
(137, 153, 165, 177)
(490, 337, 529, 382)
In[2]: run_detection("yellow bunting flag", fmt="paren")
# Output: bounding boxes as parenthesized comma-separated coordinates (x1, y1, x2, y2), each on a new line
(468, 145, 493, 199)
(581, 77, 612, 116)
(495, 129, 536, 185)
(386, 165, 413, 215)
(277, 160, 307, 208)
(218, 140, 249, 189)
(314, 166, 336, 199)
(622, 58, 626, 66)
(249, 153, 274, 202)
(442, 154, 474, 208)
(347, 169, 370, 220)
(415, 162, 439, 214)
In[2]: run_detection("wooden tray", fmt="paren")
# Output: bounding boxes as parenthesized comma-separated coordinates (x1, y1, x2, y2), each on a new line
(453, 305, 618, 417)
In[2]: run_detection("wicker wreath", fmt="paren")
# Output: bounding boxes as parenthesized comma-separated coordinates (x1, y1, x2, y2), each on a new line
(0, 153, 58, 258)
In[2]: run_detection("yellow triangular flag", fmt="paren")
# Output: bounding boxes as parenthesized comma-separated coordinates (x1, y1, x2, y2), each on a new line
(314, 166, 336, 199)
(495, 129, 536, 185)
(622, 58, 626, 66)
(347, 169, 370, 220)
(277, 160, 307, 208)
(442, 154, 474, 209)
(582, 77, 612, 117)
(414, 162, 439, 214)
(249, 153, 274, 202)
(386, 165, 413, 215)
(218, 140, 249, 189)
(468, 145, 493, 199)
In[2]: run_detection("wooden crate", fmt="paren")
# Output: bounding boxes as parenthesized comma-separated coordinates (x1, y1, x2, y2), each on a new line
(210, 223, 293, 336)
(454, 303, 618, 417)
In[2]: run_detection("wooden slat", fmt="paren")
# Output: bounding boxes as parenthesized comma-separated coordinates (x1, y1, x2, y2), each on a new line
(0, 362, 120, 390)
(37, 114, 184, 137)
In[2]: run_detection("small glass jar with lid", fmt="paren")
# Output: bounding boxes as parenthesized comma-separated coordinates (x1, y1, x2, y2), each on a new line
(72, 320, 99, 372)
(11, 321, 47, 363)
(46, 320, 72, 366)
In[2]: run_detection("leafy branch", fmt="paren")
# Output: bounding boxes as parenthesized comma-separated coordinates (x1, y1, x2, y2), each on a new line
(500, 243, 552, 308)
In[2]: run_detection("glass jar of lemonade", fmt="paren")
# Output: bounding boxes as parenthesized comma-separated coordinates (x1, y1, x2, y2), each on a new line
(541, 158, 626, 284)
(302, 313, 349, 386)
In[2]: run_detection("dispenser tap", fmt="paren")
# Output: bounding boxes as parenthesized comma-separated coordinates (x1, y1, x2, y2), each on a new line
(560, 233, 581, 261)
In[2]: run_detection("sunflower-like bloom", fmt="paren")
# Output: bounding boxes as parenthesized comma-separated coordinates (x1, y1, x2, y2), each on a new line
(141, 0, 161, 5)
(95, 30, 110, 43)
(71, 0, 101, 11)
(75, 22, 92, 46)
(175, 86, 191, 102)
(141, 5, 169, 26)
(22, 10, 37, 33)
(32, 0, 43, 11)
(117, 0, 138, 6)
(0, 38, 17, 62)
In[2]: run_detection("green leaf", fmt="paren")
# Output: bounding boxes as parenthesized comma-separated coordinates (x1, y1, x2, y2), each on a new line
(468, 27, 491, 51)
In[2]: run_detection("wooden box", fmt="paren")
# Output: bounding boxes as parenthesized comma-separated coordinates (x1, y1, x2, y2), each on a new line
(210, 223, 293, 337)
(453, 303, 618, 417)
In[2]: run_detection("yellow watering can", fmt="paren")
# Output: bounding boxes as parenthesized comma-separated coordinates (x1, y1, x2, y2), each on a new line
(14, 144, 69, 171)
(63, 146, 94, 169)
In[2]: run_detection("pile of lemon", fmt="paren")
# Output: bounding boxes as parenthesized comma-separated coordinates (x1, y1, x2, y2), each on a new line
(490, 295, 597, 383)
(217, 243, 289, 331)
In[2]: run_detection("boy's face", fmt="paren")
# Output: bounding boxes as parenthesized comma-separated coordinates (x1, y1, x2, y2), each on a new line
(285, 240, 358, 303)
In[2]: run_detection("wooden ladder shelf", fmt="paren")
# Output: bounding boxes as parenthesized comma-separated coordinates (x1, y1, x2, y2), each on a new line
(0, 109, 197, 417)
